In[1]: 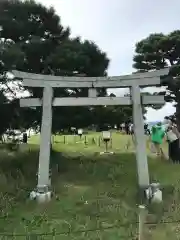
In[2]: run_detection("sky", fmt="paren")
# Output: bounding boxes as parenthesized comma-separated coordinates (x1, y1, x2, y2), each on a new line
(37, 0, 179, 121)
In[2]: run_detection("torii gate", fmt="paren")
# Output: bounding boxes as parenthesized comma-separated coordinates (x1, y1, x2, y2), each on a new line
(12, 68, 169, 202)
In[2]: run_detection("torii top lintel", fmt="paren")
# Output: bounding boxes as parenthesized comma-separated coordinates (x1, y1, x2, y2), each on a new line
(12, 68, 169, 88)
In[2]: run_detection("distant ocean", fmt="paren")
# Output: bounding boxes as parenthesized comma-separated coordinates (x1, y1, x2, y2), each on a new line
(147, 121, 159, 127)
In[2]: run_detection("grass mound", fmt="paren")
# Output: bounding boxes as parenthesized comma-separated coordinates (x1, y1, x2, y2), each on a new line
(0, 134, 180, 239)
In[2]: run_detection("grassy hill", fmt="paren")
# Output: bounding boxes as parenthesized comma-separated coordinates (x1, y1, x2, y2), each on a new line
(0, 132, 180, 239)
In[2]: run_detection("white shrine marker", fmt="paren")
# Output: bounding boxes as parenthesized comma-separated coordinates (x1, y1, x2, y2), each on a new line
(100, 131, 113, 154)
(12, 68, 169, 202)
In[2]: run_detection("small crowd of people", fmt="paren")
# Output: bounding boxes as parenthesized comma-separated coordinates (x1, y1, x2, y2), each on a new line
(150, 117, 180, 163)
(120, 122, 134, 135)
(120, 122, 150, 135)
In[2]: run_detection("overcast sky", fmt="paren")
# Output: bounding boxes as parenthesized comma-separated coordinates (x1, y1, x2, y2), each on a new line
(38, 0, 179, 121)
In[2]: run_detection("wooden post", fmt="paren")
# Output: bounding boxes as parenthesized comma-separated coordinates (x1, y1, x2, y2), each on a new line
(98, 136, 101, 146)
(105, 141, 108, 153)
(37, 86, 53, 192)
(110, 137, 112, 148)
(84, 135, 87, 145)
(131, 85, 149, 188)
(138, 205, 146, 240)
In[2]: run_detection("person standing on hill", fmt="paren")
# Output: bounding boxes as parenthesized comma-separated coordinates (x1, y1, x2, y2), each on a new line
(164, 119, 180, 163)
(144, 123, 150, 135)
(125, 122, 129, 135)
(150, 122, 165, 158)
(22, 132, 27, 144)
(129, 123, 133, 135)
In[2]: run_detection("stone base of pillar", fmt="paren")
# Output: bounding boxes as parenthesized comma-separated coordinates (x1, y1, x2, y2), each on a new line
(100, 151, 114, 155)
(137, 186, 151, 205)
(138, 183, 162, 204)
(30, 190, 51, 203)
(37, 191, 51, 203)
(30, 185, 52, 203)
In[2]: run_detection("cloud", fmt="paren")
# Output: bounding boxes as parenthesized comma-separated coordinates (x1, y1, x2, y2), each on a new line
(39, 0, 177, 120)
(146, 103, 176, 122)
(41, 0, 180, 74)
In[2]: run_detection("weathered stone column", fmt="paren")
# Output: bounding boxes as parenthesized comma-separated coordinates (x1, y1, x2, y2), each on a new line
(37, 85, 53, 197)
(131, 85, 149, 188)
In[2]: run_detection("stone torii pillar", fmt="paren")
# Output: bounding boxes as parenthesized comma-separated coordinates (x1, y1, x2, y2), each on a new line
(131, 85, 149, 189)
(37, 86, 53, 193)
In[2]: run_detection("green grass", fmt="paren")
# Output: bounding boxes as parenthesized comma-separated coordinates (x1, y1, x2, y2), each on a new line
(0, 131, 180, 239)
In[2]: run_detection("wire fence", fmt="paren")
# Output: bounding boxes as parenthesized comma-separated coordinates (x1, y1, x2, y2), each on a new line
(0, 224, 133, 238)
(0, 187, 180, 239)
(0, 213, 180, 238)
